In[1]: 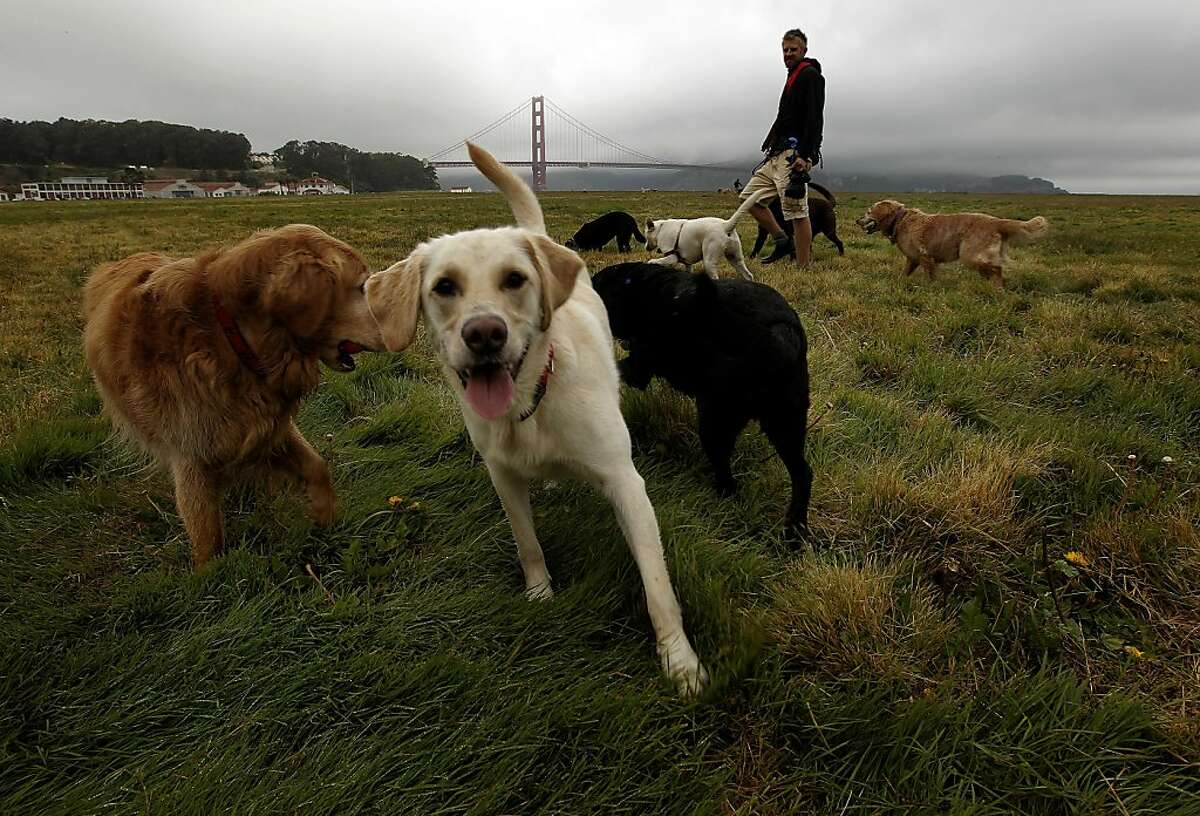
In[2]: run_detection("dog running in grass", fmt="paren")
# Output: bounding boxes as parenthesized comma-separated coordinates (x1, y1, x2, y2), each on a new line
(365, 143, 709, 696)
(643, 191, 768, 280)
(564, 211, 645, 253)
(856, 199, 1048, 287)
(748, 183, 844, 259)
(82, 225, 382, 565)
(593, 261, 812, 539)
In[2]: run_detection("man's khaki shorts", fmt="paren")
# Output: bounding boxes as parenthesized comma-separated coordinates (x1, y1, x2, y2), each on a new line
(738, 152, 809, 221)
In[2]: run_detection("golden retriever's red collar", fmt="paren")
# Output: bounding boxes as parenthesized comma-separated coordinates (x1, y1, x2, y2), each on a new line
(518, 344, 555, 422)
(211, 291, 268, 377)
(884, 208, 909, 242)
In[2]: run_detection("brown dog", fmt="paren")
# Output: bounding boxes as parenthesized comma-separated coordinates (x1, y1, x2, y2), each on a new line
(748, 182, 844, 259)
(856, 199, 1047, 287)
(83, 224, 383, 565)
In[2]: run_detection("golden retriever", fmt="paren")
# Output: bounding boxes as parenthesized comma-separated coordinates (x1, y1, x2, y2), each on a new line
(856, 199, 1048, 287)
(83, 224, 382, 566)
(365, 144, 708, 695)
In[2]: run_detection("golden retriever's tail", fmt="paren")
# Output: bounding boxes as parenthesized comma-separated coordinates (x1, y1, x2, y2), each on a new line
(1001, 216, 1049, 246)
(466, 141, 546, 235)
(83, 252, 169, 319)
(723, 190, 769, 234)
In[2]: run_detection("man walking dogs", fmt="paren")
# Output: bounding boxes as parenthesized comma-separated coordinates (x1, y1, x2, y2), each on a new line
(742, 28, 826, 267)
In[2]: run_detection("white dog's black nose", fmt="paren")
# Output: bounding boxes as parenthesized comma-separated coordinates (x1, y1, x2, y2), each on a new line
(462, 315, 508, 356)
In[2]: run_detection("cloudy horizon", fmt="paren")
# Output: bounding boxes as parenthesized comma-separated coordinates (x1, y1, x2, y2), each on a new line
(4, 0, 1198, 194)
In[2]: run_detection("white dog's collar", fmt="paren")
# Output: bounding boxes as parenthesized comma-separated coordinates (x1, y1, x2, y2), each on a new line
(518, 344, 556, 422)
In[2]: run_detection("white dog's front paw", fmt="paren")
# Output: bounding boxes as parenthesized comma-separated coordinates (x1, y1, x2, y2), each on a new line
(524, 581, 554, 601)
(660, 641, 709, 697)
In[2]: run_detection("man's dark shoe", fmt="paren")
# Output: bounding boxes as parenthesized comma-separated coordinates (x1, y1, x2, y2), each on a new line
(761, 234, 794, 264)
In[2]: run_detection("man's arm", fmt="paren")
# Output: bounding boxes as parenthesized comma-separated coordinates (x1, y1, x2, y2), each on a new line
(794, 71, 825, 165)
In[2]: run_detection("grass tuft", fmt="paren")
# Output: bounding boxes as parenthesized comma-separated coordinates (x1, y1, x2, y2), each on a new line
(2, 191, 1198, 813)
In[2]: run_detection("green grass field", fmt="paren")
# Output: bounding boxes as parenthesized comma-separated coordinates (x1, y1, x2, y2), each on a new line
(2, 190, 1198, 814)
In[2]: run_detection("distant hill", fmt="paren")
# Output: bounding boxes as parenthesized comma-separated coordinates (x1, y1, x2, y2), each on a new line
(1, 115, 1068, 195)
(813, 172, 1068, 195)
(439, 162, 1069, 195)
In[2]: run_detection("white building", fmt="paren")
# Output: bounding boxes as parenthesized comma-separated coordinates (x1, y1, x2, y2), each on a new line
(142, 179, 208, 199)
(294, 176, 349, 195)
(20, 177, 144, 201)
(0, 192, 9, 202)
(257, 181, 289, 196)
(449, 186, 473, 194)
(196, 181, 254, 198)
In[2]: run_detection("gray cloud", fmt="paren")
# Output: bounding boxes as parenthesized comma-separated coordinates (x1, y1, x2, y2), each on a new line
(3, 0, 1197, 193)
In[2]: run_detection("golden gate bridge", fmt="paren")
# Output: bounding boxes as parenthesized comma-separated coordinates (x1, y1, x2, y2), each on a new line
(425, 96, 738, 191)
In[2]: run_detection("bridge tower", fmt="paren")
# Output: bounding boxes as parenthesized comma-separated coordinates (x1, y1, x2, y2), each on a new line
(531, 95, 548, 192)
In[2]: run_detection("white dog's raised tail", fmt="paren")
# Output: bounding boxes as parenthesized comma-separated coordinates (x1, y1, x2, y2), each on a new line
(723, 190, 769, 235)
(466, 141, 547, 235)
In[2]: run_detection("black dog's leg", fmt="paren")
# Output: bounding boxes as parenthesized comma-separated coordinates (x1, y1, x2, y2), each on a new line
(826, 223, 845, 255)
(697, 399, 750, 497)
(765, 199, 797, 260)
(749, 228, 769, 259)
(761, 411, 813, 543)
(617, 228, 632, 253)
(617, 348, 654, 390)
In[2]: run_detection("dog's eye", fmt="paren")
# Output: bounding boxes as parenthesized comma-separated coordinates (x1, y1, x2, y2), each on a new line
(432, 278, 458, 297)
(502, 272, 526, 290)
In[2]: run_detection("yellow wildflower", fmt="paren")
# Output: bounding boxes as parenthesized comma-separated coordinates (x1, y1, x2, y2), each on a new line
(1123, 645, 1144, 659)
(1064, 551, 1089, 567)
(388, 495, 405, 508)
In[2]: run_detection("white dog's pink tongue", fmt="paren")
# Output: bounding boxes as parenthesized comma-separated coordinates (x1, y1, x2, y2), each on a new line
(464, 366, 514, 419)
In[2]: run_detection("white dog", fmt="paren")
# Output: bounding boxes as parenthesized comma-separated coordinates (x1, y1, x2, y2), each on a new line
(644, 191, 768, 280)
(365, 143, 708, 695)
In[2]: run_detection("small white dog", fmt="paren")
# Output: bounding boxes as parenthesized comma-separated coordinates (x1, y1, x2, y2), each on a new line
(644, 191, 768, 280)
(365, 143, 708, 695)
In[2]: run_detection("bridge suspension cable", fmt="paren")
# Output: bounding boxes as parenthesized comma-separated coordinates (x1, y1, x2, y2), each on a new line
(424, 95, 734, 190)
(426, 98, 530, 161)
(541, 97, 666, 165)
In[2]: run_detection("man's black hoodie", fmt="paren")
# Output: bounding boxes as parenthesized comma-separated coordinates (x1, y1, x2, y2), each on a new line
(761, 57, 824, 164)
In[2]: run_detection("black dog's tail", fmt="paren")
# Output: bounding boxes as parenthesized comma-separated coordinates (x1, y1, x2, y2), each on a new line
(807, 181, 836, 206)
(632, 220, 646, 244)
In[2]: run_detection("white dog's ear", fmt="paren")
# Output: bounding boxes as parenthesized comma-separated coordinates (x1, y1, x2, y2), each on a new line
(364, 253, 424, 352)
(524, 235, 584, 331)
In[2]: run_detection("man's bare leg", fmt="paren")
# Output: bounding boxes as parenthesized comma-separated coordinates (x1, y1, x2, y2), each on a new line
(756, 201, 795, 263)
(793, 217, 813, 267)
(749, 202, 785, 238)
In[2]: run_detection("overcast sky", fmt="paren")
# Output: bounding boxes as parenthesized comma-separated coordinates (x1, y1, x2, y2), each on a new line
(4, 0, 1198, 193)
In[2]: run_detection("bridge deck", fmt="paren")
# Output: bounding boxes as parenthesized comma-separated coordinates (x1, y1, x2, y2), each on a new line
(430, 161, 736, 171)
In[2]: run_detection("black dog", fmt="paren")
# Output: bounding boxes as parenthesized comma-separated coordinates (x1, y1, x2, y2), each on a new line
(564, 211, 646, 253)
(593, 262, 812, 537)
(749, 182, 845, 258)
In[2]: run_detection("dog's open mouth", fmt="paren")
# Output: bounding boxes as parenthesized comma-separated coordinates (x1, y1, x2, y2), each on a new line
(334, 340, 365, 372)
(857, 217, 878, 234)
(457, 345, 528, 420)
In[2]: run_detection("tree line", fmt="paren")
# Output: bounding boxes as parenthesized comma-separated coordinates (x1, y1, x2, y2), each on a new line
(0, 118, 439, 191)
(0, 118, 251, 170)
(273, 140, 438, 192)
